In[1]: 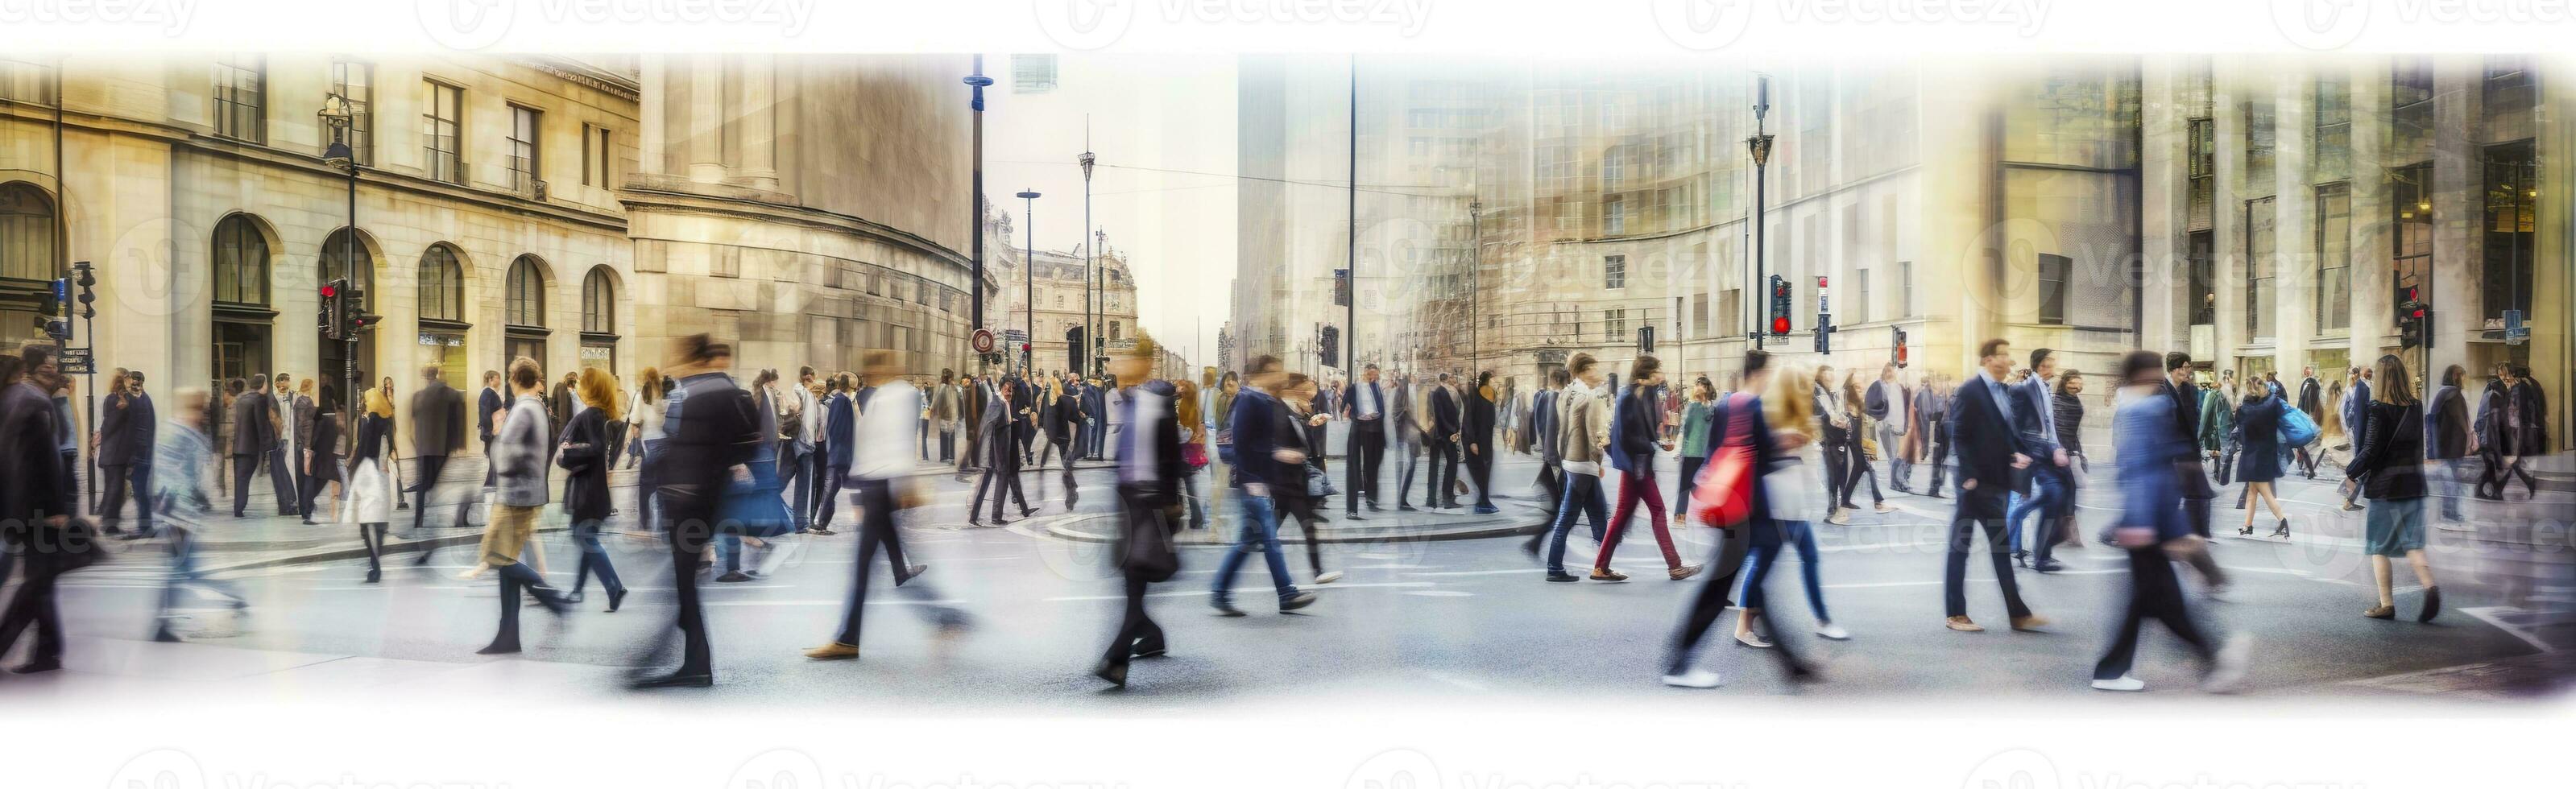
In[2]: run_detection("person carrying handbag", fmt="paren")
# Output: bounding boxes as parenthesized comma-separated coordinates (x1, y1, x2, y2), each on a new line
(1663, 348, 1814, 689)
(1095, 338, 1187, 687)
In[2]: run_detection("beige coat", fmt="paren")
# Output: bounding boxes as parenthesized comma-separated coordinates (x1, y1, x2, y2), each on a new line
(1555, 382, 1609, 469)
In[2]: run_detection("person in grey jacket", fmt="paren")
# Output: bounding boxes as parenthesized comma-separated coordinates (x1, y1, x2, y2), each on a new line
(473, 357, 571, 655)
(230, 374, 284, 518)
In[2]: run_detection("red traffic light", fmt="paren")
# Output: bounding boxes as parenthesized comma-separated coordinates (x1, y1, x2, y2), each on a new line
(1772, 317, 1791, 335)
(321, 284, 338, 298)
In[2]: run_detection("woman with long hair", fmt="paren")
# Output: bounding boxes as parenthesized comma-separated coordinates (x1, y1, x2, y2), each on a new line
(1837, 373, 1887, 518)
(1038, 374, 1083, 507)
(558, 366, 628, 611)
(2048, 370, 2088, 550)
(1812, 365, 1854, 524)
(303, 392, 345, 527)
(1174, 378, 1210, 529)
(2233, 384, 2292, 538)
(632, 366, 669, 533)
(1737, 362, 1846, 646)
(1274, 373, 1340, 585)
(346, 385, 396, 583)
(2426, 365, 2473, 522)
(2348, 355, 2438, 622)
(1673, 377, 1717, 525)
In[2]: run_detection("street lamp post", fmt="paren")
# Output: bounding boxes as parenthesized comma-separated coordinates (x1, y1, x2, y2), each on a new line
(1080, 148, 1095, 378)
(1016, 188, 1042, 374)
(320, 93, 360, 429)
(966, 60, 994, 372)
(1747, 73, 1773, 349)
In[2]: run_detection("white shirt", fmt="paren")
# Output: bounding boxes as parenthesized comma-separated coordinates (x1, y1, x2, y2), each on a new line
(852, 379, 919, 481)
(1355, 381, 1381, 419)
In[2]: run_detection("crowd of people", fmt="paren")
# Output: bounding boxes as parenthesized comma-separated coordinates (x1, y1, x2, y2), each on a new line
(0, 331, 2554, 693)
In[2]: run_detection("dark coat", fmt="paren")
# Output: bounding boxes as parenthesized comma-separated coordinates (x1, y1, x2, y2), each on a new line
(1613, 386, 1661, 465)
(555, 407, 614, 522)
(1227, 387, 1289, 488)
(822, 392, 856, 469)
(408, 380, 467, 458)
(2426, 385, 2470, 460)
(2233, 394, 2285, 483)
(1, 381, 75, 523)
(1945, 374, 2021, 518)
(1044, 392, 1083, 444)
(230, 390, 277, 456)
(477, 386, 505, 446)
(2347, 401, 2426, 501)
(100, 390, 157, 467)
(2514, 381, 2549, 454)
(1429, 386, 1461, 440)
(307, 413, 342, 482)
(657, 373, 762, 497)
(1120, 380, 1188, 506)
(1464, 386, 1497, 453)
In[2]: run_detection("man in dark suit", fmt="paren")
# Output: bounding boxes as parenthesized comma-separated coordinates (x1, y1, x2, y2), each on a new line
(2293, 366, 2323, 478)
(0, 342, 81, 673)
(1942, 338, 2045, 634)
(230, 374, 280, 518)
(407, 366, 468, 532)
(1340, 364, 1388, 517)
(1389, 372, 1420, 510)
(1427, 372, 1463, 510)
(290, 378, 320, 519)
(101, 370, 159, 538)
(262, 374, 299, 516)
(476, 370, 504, 484)
(1463, 370, 1498, 514)
(2339, 366, 2371, 510)
(2009, 348, 2072, 572)
(970, 378, 1034, 525)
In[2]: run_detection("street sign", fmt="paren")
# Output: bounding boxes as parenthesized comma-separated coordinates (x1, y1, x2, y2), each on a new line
(971, 328, 996, 353)
(60, 347, 93, 375)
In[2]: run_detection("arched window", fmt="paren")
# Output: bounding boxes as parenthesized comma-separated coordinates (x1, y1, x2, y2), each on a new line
(319, 228, 373, 301)
(581, 266, 615, 333)
(418, 244, 466, 322)
(0, 183, 54, 282)
(212, 213, 269, 305)
(507, 255, 547, 327)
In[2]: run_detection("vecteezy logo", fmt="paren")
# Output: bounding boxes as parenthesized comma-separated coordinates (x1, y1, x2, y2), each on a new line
(1961, 748, 2061, 789)
(2270, 0, 2370, 51)
(103, 749, 208, 789)
(1651, 0, 1756, 52)
(1034, 0, 1136, 51)
(1345, 748, 1443, 789)
(719, 748, 826, 789)
(417, 0, 516, 51)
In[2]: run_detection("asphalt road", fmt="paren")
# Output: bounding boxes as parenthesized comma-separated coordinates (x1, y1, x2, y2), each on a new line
(18, 451, 2570, 709)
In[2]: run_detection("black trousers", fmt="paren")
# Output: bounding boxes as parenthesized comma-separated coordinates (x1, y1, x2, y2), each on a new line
(1837, 436, 1883, 507)
(265, 447, 297, 515)
(570, 518, 623, 595)
(1427, 438, 1459, 507)
(1394, 436, 1421, 506)
(2094, 546, 2216, 680)
(1666, 523, 1804, 675)
(1305, 423, 1330, 473)
(1943, 508, 2032, 620)
(658, 486, 717, 675)
(0, 541, 66, 664)
(813, 464, 850, 530)
(1103, 488, 1168, 670)
(409, 454, 450, 531)
(1821, 439, 1853, 509)
(1927, 424, 1953, 489)
(971, 455, 1029, 520)
(833, 480, 950, 646)
(1463, 443, 1493, 507)
(230, 453, 258, 516)
(100, 463, 153, 532)
(1348, 420, 1385, 512)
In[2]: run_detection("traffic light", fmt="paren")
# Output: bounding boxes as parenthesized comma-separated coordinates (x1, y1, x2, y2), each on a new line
(321, 279, 347, 340)
(36, 277, 70, 340)
(1319, 325, 1341, 369)
(1768, 275, 1792, 337)
(72, 264, 96, 320)
(347, 286, 381, 337)
(2397, 284, 2429, 351)
(1891, 326, 1908, 368)
(1638, 324, 1655, 354)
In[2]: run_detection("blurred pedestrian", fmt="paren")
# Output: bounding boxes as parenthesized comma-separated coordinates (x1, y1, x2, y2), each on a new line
(811, 373, 855, 535)
(404, 366, 466, 535)
(1038, 374, 1083, 508)
(291, 377, 320, 519)
(1340, 364, 1388, 517)
(1866, 363, 1911, 494)
(229, 374, 284, 518)
(303, 393, 344, 527)
(1915, 374, 1953, 498)
(1594, 355, 1697, 581)
(1540, 354, 1613, 582)
(558, 366, 627, 612)
(1208, 355, 1318, 615)
(1427, 372, 1462, 510)
(1663, 349, 1810, 688)
(475, 357, 573, 655)
(805, 349, 959, 662)
(1737, 361, 1845, 646)
(969, 377, 1036, 526)
(1464, 370, 1499, 514)
(1175, 378, 1211, 530)
(145, 385, 249, 642)
(2426, 365, 2473, 523)
(2347, 355, 2438, 622)
(2092, 350, 2247, 692)
(1275, 373, 1340, 585)
(2232, 385, 2291, 539)
(2164, 353, 2219, 542)
(2338, 366, 2373, 512)
(100, 370, 158, 539)
(1836, 371, 1888, 517)
(1094, 338, 1183, 687)
(0, 343, 83, 671)
(345, 386, 395, 584)
(1674, 377, 1716, 526)
(632, 335, 760, 689)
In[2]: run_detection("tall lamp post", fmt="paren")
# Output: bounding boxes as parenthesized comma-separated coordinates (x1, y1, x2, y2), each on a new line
(1344, 56, 1360, 518)
(1016, 189, 1042, 374)
(1747, 72, 1773, 348)
(966, 60, 993, 371)
(319, 93, 360, 428)
(1079, 148, 1095, 378)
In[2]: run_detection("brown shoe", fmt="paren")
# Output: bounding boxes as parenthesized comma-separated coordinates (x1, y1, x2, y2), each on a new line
(1669, 564, 1704, 580)
(2010, 615, 2052, 632)
(1589, 568, 1630, 582)
(1944, 616, 1983, 632)
(2363, 605, 2396, 620)
(803, 642, 859, 660)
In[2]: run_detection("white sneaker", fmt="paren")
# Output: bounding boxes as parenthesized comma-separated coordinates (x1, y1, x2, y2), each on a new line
(1815, 622, 1851, 640)
(1315, 571, 1344, 585)
(2091, 674, 2146, 692)
(1661, 669, 1723, 688)
(2203, 634, 2253, 693)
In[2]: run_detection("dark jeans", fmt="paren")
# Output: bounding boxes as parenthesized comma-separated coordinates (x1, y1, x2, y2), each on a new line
(2094, 545, 2216, 681)
(1837, 437, 1882, 507)
(1822, 439, 1853, 509)
(230, 453, 259, 517)
(1739, 519, 1829, 622)
(2007, 465, 2070, 566)
(1943, 508, 2033, 620)
(155, 528, 246, 626)
(1464, 443, 1493, 507)
(1041, 438, 1079, 497)
(1927, 424, 1952, 489)
(100, 462, 154, 533)
(1543, 472, 1608, 574)
(971, 455, 1030, 520)
(778, 441, 810, 531)
(1666, 523, 1802, 676)
(1348, 420, 1385, 512)
(939, 423, 957, 462)
(0, 546, 64, 663)
(409, 454, 450, 531)
(1427, 438, 1460, 507)
(569, 518, 623, 595)
(832, 480, 955, 646)
(1394, 436, 1422, 506)
(266, 447, 298, 514)
(814, 464, 850, 530)
(657, 485, 718, 675)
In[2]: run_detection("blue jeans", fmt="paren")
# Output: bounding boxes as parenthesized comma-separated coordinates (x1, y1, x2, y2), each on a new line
(1737, 519, 1829, 622)
(1212, 492, 1298, 604)
(1543, 472, 1608, 574)
(2436, 458, 2466, 521)
(2005, 467, 2067, 560)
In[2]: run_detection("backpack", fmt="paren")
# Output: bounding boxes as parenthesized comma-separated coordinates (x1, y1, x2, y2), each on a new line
(2279, 401, 2319, 448)
(1687, 393, 1761, 529)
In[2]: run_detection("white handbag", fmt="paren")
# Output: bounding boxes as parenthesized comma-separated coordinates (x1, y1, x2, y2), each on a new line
(1763, 454, 1819, 522)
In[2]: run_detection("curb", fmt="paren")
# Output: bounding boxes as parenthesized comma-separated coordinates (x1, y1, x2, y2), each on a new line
(1039, 510, 1544, 545)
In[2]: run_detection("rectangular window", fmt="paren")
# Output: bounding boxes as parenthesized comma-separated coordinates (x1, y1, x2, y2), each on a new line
(1604, 197, 1626, 236)
(1898, 261, 1915, 317)
(2482, 141, 2536, 320)
(2314, 184, 2350, 333)
(212, 53, 265, 143)
(2187, 231, 2215, 326)
(507, 105, 541, 192)
(330, 58, 373, 165)
(2313, 74, 2351, 183)
(421, 81, 464, 184)
(2036, 254, 2069, 326)
(1603, 254, 1626, 289)
(2243, 94, 2276, 190)
(0, 59, 56, 105)
(2246, 196, 2278, 337)
(1605, 308, 1626, 341)
(581, 124, 612, 187)
(1692, 292, 1709, 336)
(1852, 269, 1870, 326)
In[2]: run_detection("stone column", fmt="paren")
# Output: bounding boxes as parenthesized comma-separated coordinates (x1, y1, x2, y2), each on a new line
(2138, 56, 2192, 352)
(735, 54, 778, 191)
(2209, 56, 2249, 375)
(1916, 59, 1999, 371)
(2429, 56, 2483, 384)
(2346, 60, 2391, 375)
(2272, 61, 2313, 378)
(639, 56, 666, 176)
(688, 55, 727, 184)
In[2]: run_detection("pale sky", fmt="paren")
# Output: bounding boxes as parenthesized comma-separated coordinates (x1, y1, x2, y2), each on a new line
(980, 53, 1240, 371)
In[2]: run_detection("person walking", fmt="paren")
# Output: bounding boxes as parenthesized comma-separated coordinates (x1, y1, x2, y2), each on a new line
(1302, 377, 1334, 476)
(404, 367, 467, 535)
(2091, 350, 2249, 692)
(2426, 365, 2473, 523)
(291, 378, 321, 519)
(1662, 349, 1812, 688)
(301, 394, 344, 526)
(2495, 364, 2547, 499)
(1208, 355, 1319, 615)
(2232, 385, 2292, 539)
(0, 344, 81, 671)
(1039, 375, 1083, 508)
(632, 335, 760, 689)
(968, 378, 1037, 526)
(1674, 378, 1716, 526)
(1390, 371, 1424, 511)
(810, 373, 855, 535)
(345, 389, 396, 584)
(2473, 366, 2512, 500)
(1175, 378, 1211, 530)
(2164, 353, 2221, 541)
(2204, 372, 2239, 490)
(1540, 353, 1613, 582)
(1592, 355, 1700, 581)
(2338, 366, 2374, 512)
(1341, 364, 1389, 517)
(1463, 371, 1500, 514)
(934, 369, 961, 463)
(228, 374, 283, 518)
(144, 386, 250, 642)
(2048, 371, 2089, 550)
(1275, 374, 1341, 585)
(1866, 363, 1912, 494)
(99, 370, 157, 539)
(1735, 361, 1848, 646)
(803, 350, 963, 662)
(475, 358, 573, 655)
(1427, 373, 1463, 510)
(557, 367, 627, 612)
(1094, 340, 1184, 687)
(2002, 349, 2071, 571)
(2293, 366, 2324, 478)
(1916, 374, 1953, 498)
(629, 368, 670, 535)
(1527, 369, 1566, 515)
(1835, 373, 1889, 517)
(777, 367, 818, 535)
(1941, 339, 2047, 634)
(2347, 355, 2440, 622)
